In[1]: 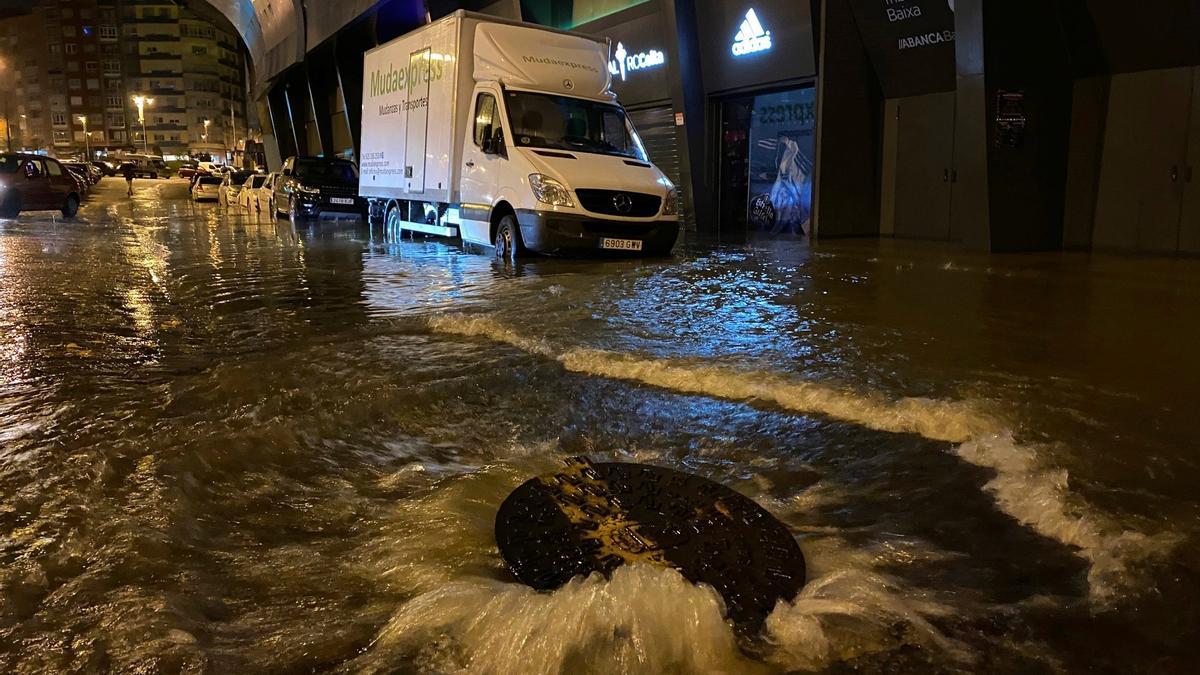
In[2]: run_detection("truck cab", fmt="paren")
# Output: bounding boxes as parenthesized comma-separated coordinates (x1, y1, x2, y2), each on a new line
(458, 85, 678, 257)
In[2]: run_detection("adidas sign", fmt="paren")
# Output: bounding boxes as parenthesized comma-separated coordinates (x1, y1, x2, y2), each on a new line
(731, 8, 772, 56)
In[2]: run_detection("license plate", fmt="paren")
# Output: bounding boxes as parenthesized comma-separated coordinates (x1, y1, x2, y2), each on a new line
(330, 197, 354, 205)
(599, 237, 643, 251)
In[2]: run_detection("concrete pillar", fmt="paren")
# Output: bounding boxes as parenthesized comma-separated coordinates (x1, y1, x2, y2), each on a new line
(812, 0, 883, 238)
(267, 83, 298, 160)
(666, 0, 714, 233)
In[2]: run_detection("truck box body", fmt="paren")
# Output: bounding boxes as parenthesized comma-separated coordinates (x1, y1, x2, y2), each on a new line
(359, 13, 610, 205)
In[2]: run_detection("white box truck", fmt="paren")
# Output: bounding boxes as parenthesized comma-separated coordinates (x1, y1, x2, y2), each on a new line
(358, 11, 680, 257)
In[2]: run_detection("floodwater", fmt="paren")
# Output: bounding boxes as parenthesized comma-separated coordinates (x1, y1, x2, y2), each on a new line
(1, 178, 1198, 673)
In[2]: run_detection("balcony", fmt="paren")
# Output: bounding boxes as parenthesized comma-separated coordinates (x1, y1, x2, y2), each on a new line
(146, 123, 187, 131)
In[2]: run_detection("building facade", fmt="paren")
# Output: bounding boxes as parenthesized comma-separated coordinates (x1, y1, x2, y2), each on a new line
(0, 0, 128, 156)
(0, 0, 249, 160)
(120, 0, 248, 160)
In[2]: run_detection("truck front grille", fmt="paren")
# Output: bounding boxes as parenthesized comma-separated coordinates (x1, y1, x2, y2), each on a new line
(575, 189, 661, 218)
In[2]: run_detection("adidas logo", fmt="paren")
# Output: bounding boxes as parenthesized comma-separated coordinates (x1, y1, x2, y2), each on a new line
(731, 9, 772, 56)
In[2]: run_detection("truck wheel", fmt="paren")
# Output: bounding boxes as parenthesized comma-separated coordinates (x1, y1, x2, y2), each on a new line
(0, 192, 22, 218)
(494, 214, 524, 260)
(61, 194, 80, 218)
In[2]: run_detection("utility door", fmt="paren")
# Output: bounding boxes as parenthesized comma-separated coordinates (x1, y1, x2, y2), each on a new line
(404, 48, 431, 195)
(1094, 67, 1193, 252)
(893, 91, 957, 240)
(459, 86, 506, 246)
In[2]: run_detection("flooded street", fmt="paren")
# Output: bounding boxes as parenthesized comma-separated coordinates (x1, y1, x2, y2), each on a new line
(2, 177, 1199, 673)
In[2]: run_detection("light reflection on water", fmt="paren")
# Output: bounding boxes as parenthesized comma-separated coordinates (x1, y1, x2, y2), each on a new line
(0, 180, 1198, 672)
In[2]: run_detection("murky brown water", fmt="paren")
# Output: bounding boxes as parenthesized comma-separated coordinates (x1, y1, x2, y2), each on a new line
(1, 178, 1198, 673)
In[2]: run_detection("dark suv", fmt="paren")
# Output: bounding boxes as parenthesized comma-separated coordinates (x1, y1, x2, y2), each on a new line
(271, 157, 365, 220)
(0, 153, 82, 218)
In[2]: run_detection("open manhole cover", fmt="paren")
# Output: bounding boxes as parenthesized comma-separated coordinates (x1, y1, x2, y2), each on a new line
(495, 458, 805, 633)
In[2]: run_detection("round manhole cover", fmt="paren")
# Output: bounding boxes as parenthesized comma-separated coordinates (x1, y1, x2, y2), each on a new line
(495, 458, 805, 633)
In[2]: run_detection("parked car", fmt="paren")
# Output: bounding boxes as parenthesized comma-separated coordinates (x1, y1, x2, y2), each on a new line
(91, 160, 118, 177)
(238, 173, 271, 212)
(191, 175, 222, 201)
(64, 162, 101, 185)
(197, 161, 224, 175)
(177, 161, 200, 179)
(123, 154, 169, 178)
(219, 170, 252, 207)
(272, 157, 365, 220)
(0, 153, 83, 218)
(64, 165, 91, 195)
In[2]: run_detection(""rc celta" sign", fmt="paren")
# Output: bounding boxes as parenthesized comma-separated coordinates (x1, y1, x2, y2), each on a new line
(608, 42, 667, 82)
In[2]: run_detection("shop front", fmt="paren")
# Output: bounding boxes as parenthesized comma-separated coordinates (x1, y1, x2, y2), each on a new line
(696, 0, 818, 237)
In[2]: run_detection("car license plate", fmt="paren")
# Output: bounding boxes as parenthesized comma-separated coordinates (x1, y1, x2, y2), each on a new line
(599, 237, 643, 251)
(330, 197, 354, 205)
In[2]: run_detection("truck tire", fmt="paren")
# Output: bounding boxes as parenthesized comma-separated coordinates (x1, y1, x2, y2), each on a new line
(61, 194, 80, 218)
(0, 192, 21, 218)
(494, 214, 525, 261)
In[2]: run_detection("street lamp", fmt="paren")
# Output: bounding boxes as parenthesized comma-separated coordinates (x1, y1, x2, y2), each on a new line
(132, 94, 155, 154)
(77, 115, 89, 159)
(202, 117, 210, 143)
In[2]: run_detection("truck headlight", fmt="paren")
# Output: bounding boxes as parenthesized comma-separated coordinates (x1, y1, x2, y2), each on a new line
(528, 174, 574, 208)
(662, 187, 679, 215)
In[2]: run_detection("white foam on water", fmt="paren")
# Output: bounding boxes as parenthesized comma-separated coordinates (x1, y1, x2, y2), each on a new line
(425, 314, 1176, 604)
(955, 433, 1177, 605)
(428, 315, 993, 443)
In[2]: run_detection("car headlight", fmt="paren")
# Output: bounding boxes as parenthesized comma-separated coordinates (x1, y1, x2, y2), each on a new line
(298, 185, 320, 195)
(528, 174, 574, 208)
(662, 187, 679, 215)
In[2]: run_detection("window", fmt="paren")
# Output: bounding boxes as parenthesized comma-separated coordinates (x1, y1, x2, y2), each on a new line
(65, 43, 78, 54)
(52, 113, 67, 125)
(473, 93, 498, 148)
(504, 91, 648, 161)
(107, 113, 124, 127)
(68, 61, 80, 72)
(106, 96, 120, 107)
(54, 130, 69, 142)
(68, 78, 81, 90)
(191, 46, 207, 56)
(70, 96, 83, 106)
(62, 25, 76, 37)
(112, 131, 125, 141)
(87, 79, 99, 90)
(83, 44, 95, 54)
(106, 79, 121, 91)
(104, 60, 120, 74)
(49, 43, 62, 55)
(85, 62, 98, 73)
(45, 160, 62, 176)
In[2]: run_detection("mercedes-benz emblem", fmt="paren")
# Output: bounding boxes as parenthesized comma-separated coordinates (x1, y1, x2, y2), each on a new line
(612, 193, 633, 213)
(563, 78, 574, 90)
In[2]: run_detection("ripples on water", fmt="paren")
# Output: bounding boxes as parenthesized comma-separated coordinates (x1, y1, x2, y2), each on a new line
(1, 180, 1198, 672)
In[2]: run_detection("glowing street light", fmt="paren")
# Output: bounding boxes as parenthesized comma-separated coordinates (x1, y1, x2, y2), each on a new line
(77, 115, 90, 158)
(202, 117, 210, 142)
(132, 95, 155, 154)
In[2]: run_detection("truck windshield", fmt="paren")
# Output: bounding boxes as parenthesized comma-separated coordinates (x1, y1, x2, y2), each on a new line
(505, 91, 648, 162)
(294, 160, 359, 184)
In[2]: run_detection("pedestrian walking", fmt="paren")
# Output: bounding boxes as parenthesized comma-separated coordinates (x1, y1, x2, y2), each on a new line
(122, 162, 136, 196)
